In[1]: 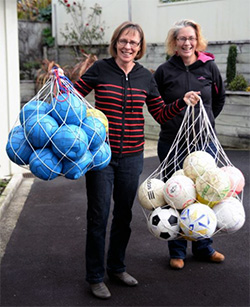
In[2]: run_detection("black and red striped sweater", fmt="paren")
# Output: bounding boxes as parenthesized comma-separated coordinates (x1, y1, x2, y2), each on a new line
(75, 57, 186, 158)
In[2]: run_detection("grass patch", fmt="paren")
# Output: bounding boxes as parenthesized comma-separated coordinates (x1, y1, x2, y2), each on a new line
(0, 178, 10, 196)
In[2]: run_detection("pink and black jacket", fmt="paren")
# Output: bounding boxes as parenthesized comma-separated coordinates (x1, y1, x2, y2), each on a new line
(154, 52, 226, 143)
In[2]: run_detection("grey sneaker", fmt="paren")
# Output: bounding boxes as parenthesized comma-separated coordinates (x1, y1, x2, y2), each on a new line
(90, 282, 111, 299)
(108, 271, 138, 286)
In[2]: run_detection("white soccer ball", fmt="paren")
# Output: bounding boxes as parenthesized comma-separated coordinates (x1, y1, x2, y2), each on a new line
(196, 167, 231, 207)
(147, 206, 180, 241)
(138, 178, 166, 210)
(183, 151, 217, 181)
(172, 169, 185, 177)
(221, 166, 245, 196)
(180, 203, 217, 240)
(163, 175, 196, 210)
(213, 197, 245, 233)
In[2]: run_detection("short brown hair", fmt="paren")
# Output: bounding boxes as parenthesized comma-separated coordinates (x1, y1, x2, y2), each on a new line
(109, 21, 146, 60)
(166, 19, 208, 56)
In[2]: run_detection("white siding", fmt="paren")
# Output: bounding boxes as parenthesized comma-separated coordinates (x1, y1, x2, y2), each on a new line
(0, 0, 22, 177)
(52, 0, 250, 45)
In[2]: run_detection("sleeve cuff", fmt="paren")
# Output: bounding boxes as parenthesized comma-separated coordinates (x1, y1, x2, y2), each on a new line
(178, 98, 186, 110)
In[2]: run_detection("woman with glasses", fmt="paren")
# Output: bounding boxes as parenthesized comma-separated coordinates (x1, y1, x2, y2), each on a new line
(74, 21, 200, 299)
(154, 19, 226, 270)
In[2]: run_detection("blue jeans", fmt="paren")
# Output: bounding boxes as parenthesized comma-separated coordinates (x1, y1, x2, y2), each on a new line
(85, 153, 143, 284)
(158, 139, 215, 259)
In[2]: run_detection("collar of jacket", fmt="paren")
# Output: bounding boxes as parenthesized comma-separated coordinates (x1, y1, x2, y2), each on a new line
(169, 51, 215, 70)
(103, 57, 142, 76)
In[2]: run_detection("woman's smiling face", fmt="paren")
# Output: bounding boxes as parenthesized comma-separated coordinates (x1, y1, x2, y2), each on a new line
(175, 26, 197, 64)
(115, 29, 141, 67)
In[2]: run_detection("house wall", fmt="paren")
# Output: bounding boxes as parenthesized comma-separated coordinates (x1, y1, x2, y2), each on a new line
(52, 0, 250, 45)
(18, 20, 49, 65)
(44, 40, 249, 83)
(140, 41, 250, 83)
(0, 0, 23, 178)
(143, 93, 250, 149)
(51, 0, 250, 82)
(215, 92, 250, 149)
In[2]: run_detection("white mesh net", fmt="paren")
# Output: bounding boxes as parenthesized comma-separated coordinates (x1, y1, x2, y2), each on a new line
(6, 69, 111, 180)
(138, 99, 245, 241)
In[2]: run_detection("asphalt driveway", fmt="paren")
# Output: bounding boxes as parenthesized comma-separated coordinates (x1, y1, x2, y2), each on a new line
(1, 150, 249, 306)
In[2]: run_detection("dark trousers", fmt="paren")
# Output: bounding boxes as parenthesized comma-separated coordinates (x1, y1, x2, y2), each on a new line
(85, 153, 143, 283)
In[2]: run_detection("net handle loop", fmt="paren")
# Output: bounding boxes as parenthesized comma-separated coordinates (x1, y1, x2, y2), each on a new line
(51, 66, 73, 101)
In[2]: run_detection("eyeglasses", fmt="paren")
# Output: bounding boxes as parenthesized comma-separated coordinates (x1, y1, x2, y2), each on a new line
(117, 39, 141, 48)
(176, 36, 197, 43)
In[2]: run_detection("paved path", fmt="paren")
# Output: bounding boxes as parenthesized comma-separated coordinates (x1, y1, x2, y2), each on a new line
(0, 150, 249, 306)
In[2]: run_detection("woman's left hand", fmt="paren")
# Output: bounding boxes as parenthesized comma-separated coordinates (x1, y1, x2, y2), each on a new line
(183, 91, 201, 106)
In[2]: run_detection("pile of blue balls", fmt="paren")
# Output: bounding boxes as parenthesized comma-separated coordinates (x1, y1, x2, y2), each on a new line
(6, 90, 111, 181)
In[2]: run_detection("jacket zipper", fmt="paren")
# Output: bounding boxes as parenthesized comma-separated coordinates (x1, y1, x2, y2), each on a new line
(119, 74, 128, 156)
(185, 65, 190, 89)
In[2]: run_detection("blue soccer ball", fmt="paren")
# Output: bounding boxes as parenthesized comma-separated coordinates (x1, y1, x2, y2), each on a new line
(19, 100, 50, 126)
(49, 92, 87, 125)
(6, 125, 33, 165)
(90, 142, 111, 171)
(82, 117, 106, 150)
(29, 148, 62, 180)
(62, 150, 93, 179)
(24, 114, 59, 148)
(51, 124, 89, 160)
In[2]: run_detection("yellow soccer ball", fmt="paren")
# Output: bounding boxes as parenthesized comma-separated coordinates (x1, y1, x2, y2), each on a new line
(196, 167, 231, 207)
(86, 108, 109, 133)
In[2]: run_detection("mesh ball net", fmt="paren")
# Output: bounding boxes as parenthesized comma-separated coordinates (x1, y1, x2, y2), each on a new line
(6, 69, 111, 181)
(138, 99, 245, 241)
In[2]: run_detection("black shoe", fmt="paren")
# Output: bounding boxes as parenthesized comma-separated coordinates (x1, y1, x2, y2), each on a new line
(90, 282, 111, 299)
(108, 271, 138, 286)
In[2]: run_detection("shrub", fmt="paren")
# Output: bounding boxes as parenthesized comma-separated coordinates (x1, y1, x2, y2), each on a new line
(0, 178, 10, 196)
(20, 61, 41, 80)
(226, 45, 237, 86)
(228, 74, 248, 91)
(37, 4, 52, 22)
(42, 27, 54, 47)
(58, 0, 105, 57)
(35, 56, 98, 90)
(17, 0, 52, 22)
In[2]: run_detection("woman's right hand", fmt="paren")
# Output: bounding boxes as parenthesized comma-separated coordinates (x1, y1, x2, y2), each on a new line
(183, 91, 201, 106)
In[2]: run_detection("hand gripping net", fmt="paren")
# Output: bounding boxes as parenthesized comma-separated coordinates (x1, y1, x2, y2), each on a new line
(6, 69, 111, 180)
(138, 99, 245, 241)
